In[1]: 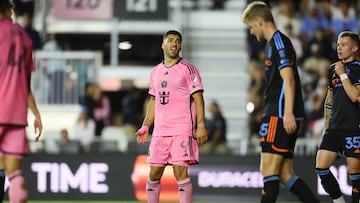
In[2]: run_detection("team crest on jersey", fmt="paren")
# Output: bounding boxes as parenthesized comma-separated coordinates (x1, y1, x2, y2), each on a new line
(279, 49, 286, 58)
(161, 81, 167, 88)
(159, 91, 170, 105)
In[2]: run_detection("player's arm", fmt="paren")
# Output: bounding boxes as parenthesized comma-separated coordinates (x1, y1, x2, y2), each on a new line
(142, 95, 155, 127)
(28, 86, 42, 141)
(334, 62, 360, 102)
(322, 88, 332, 135)
(135, 95, 155, 143)
(279, 67, 297, 135)
(338, 75, 360, 103)
(192, 91, 207, 145)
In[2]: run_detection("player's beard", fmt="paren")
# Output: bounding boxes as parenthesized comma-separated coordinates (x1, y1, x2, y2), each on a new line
(167, 49, 179, 59)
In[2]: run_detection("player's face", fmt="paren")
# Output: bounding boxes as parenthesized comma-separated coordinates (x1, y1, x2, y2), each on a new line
(246, 18, 264, 41)
(162, 34, 181, 59)
(337, 36, 358, 62)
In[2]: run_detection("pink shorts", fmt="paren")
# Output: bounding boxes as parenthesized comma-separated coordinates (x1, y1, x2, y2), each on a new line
(0, 126, 29, 156)
(147, 135, 199, 166)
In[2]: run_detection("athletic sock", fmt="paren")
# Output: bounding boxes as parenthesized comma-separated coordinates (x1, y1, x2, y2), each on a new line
(315, 168, 344, 201)
(8, 170, 28, 203)
(285, 175, 320, 203)
(350, 173, 360, 203)
(0, 169, 5, 202)
(146, 179, 160, 203)
(177, 178, 192, 203)
(261, 175, 279, 203)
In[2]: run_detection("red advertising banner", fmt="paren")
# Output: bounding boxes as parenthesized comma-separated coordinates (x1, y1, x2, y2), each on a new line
(52, 0, 114, 20)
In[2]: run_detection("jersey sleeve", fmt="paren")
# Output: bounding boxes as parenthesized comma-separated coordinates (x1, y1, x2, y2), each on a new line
(148, 68, 156, 96)
(274, 34, 294, 70)
(350, 63, 360, 86)
(185, 63, 204, 94)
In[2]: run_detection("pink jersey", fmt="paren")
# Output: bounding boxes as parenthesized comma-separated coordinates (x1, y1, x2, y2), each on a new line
(0, 19, 35, 126)
(149, 58, 204, 137)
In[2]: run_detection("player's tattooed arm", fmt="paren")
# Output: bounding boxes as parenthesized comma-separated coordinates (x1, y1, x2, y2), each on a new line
(142, 96, 155, 127)
(322, 89, 332, 135)
(143, 119, 153, 127)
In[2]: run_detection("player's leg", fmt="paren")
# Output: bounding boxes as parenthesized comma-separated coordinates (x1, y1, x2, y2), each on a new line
(280, 158, 320, 203)
(173, 164, 191, 203)
(0, 127, 7, 203)
(346, 156, 360, 203)
(170, 135, 199, 203)
(1, 127, 29, 203)
(147, 165, 165, 203)
(3, 155, 27, 203)
(0, 155, 5, 203)
(259, 116, 287, 203)
(315, 149, 345, 203)
(316, 130, 345, 203)
(260, 152, 283, 203)
(146, 136, 171, 203)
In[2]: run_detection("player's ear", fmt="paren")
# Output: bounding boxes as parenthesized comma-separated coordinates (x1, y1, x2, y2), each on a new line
(352, 45, 358, 53)
(256, 17, 262, 27)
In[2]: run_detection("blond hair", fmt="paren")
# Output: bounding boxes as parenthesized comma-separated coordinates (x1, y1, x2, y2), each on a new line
(241, 1, 274, 23)
(338, 31, 360, 57)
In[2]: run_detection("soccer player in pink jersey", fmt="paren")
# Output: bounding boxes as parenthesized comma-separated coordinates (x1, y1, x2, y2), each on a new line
(135, 30, 208, 203)
(0, 1, 42, 202)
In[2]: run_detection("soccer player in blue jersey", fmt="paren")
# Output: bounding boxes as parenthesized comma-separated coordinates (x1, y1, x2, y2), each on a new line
(242, 1, 320, 203)
(315, 31, 360, 203)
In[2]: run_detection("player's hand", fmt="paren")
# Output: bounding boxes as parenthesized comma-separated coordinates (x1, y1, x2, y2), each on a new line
(34, 114, 43, 142)
(333, 61, 345, 75)
(135, 125, 149, 144)
(195, 126, 208, 146)
(283, 113, 297, 135)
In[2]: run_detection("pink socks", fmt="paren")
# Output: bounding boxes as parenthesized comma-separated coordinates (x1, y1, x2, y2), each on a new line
(146, 179, 160, 203)
(178, 178, 192, 203)
(8, 170, 28, 203)
(146, 177, 193, 203)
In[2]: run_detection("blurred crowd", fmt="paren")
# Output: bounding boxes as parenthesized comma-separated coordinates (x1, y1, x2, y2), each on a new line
(246, 0, 360, 154)
(30, 84, 149, 155)
(12, 0, 360, 155)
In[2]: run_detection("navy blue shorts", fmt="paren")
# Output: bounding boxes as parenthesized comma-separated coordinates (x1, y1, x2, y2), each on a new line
(319, 129, 360, 158)
(259, 116, 299, 159)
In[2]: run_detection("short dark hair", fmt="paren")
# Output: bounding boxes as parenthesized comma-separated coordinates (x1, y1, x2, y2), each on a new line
(0, 0, 14, 14)
(338, 31, 360, 49)
(163, 30, 182, 43)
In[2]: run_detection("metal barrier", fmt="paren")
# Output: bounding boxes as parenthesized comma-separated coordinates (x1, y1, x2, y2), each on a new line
(32, 51, 102, 104)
